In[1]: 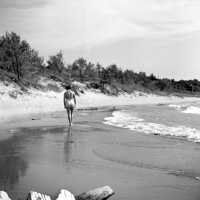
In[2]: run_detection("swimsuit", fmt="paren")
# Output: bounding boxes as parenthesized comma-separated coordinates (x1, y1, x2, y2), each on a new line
(65, 99, 75, 109)
(64, 91, 75, 110)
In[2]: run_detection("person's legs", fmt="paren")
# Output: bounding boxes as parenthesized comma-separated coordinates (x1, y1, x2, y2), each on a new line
(70, 107, 74, 125)
(67, 108, 71, 125)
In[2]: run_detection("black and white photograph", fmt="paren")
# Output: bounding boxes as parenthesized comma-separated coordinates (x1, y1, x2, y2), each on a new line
(0, 0, 200, 199)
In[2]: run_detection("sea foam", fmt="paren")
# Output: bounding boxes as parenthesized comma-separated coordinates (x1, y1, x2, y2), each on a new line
(182, 106, 200, 114)
(104, 111, 200, 142)
(169, 103, 200, 115)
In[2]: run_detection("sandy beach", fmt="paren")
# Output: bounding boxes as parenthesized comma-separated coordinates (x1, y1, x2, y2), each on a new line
(0, 108, 200, 200)
(2, 1, 200, 199)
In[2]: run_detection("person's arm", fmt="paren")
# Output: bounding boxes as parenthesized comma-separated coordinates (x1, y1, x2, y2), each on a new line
(63, 92, 66, 108)
(73, 93, 77, 106)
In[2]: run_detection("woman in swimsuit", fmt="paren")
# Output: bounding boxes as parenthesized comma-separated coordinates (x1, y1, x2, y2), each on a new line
(63, 85, 76, 126)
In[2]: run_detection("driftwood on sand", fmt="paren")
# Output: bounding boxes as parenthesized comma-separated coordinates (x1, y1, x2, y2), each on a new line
(76, 186, 114, 200)
(0, 186, 114, 200)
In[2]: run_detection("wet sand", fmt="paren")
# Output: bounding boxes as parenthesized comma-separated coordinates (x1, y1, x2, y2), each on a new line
(0, 109, 200, 200)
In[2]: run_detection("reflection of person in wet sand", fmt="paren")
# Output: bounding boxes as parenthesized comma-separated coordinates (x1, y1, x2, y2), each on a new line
(63, 85, 76, 126)
(64, 127, 74, 163)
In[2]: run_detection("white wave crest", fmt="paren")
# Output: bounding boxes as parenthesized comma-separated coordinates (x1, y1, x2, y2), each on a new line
(104, 111, 200, 142)
(182, 106, 200, 114)
(169, 103, 200, 115)
(168, 104, 188, 110)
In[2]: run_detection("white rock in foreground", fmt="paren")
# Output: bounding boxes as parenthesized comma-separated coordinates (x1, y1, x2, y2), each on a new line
(27, 191, 51, 200)
(56, 189, 75, 200)
(0, 191, 11, 200)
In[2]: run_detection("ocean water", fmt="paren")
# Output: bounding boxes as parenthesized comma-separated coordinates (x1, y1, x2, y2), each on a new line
(104, 101, 200, 143)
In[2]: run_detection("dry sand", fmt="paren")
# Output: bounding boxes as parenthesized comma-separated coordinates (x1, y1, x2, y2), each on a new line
(0, 108, 200, 200)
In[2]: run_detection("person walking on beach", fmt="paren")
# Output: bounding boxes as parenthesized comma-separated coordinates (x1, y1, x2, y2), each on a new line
(63, 85, 76, 126)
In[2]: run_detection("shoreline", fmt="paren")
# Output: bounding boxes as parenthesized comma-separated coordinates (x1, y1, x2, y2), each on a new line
(1, 89, 200, 123)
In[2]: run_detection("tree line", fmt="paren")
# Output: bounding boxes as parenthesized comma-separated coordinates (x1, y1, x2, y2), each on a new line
(0, 32, 200, 95)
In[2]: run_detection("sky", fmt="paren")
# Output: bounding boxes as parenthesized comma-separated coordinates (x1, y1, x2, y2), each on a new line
(0, 0, 200, 80)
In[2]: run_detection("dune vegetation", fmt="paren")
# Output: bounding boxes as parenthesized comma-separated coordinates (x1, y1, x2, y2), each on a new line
(1, 32, 200, 96)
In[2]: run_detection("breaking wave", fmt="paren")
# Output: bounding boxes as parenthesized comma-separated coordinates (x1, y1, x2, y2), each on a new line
(169, 104, 200, 115)
(104, 111, 200, 143)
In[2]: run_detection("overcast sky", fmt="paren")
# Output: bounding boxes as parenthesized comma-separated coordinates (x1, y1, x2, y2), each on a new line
(1, 0, 200, 80)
